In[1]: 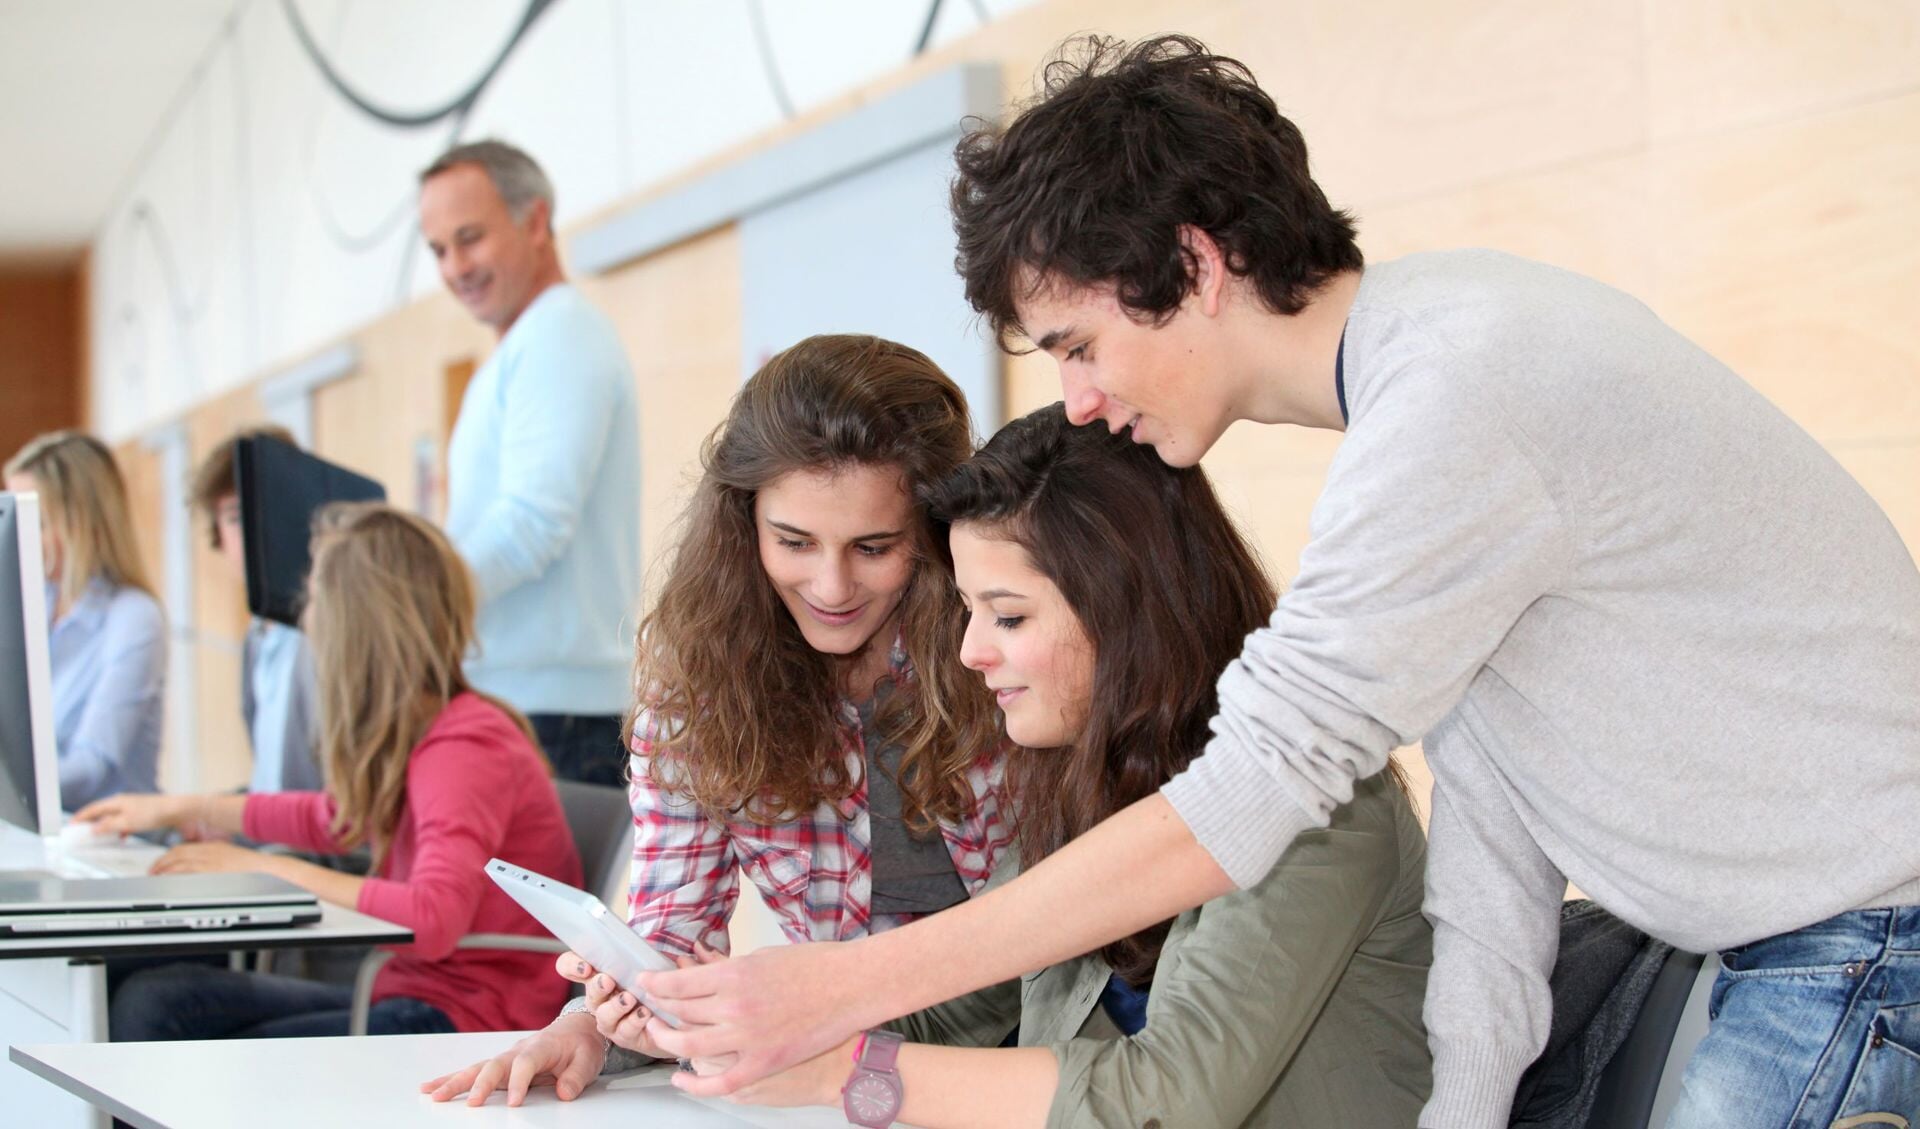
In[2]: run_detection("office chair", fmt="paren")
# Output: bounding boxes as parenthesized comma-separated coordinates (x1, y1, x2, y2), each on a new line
(1582, 949, 1712, 1128)
(346, 778, 633, 1036)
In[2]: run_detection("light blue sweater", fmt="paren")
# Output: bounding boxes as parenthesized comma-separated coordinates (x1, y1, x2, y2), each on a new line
(445, 283, 641, 716)
(240, 618, 323, 793)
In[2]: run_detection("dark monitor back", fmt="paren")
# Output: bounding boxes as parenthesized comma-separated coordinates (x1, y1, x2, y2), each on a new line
(236, 436, 386, 627)
(0, 496, 41, 833)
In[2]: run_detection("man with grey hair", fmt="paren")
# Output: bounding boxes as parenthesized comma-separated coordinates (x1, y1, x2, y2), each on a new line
(419, 139, 640, 786)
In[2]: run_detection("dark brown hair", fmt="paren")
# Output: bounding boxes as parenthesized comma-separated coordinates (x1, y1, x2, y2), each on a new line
(635, 335, 997, 829)
(951, 34, 1363, 346)
(927, 405, 1410, 985)
(188, 424, 297, 549)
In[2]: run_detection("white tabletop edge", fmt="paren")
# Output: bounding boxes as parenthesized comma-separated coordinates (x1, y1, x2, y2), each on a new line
(10, 1042, 164, 1129)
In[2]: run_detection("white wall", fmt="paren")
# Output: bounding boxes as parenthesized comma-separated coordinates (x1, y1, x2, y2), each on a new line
(87, 0, 1036, 441)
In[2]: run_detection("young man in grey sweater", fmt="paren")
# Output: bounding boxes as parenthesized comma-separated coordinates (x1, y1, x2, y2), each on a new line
(634, 35, 1920, 1129)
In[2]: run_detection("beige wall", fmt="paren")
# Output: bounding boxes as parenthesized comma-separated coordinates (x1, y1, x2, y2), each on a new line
(182, 384, 267, 791)
(986, 0, 1920, 820)
(104, 0, 1920, 809)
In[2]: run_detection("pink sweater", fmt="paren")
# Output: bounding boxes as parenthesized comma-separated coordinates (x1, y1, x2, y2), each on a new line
(244, 692, 581, 1032)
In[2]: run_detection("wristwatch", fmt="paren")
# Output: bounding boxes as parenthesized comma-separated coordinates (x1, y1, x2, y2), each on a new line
(841, 1029, 905, 1127)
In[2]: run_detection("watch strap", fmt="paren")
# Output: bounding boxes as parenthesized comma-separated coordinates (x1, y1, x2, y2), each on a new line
(859, 1029, 904, 1072)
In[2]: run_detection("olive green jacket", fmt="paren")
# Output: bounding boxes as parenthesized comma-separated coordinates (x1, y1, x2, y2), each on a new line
(889, 771, 1433, 1128)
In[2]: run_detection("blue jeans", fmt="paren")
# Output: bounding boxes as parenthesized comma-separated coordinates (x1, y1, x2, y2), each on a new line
(529, 712, 627, 787)
(1668, 906, 1920, 1128)
(109, 962, 456, 1041)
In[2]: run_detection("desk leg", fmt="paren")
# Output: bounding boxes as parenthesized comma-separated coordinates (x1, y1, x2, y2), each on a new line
(0, 957, 110, 1129)
(67, 960, 109, 1129)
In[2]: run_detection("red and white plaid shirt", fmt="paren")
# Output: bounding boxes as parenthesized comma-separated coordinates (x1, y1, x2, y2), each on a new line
(624, 641, 1012, 956)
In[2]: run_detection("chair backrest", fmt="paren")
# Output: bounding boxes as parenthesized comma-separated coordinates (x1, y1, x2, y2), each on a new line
(552, 778, 632, 905)
(1584, 948, 1708, 1128)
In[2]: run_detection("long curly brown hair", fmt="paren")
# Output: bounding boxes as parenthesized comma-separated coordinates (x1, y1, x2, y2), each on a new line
(634, 335, 998, 828)
(927, 404, 1413, 986)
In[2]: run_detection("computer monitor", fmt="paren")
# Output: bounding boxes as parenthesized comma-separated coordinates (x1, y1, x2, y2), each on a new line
(0, 493, 62, 836)
(235, 435, 384, 627)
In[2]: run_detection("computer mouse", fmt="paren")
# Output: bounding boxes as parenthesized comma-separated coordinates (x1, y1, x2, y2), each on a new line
(56, 820, 108, 847)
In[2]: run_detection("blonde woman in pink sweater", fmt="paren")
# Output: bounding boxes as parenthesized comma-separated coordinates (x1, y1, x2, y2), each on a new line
(79, 503, 580, 1038)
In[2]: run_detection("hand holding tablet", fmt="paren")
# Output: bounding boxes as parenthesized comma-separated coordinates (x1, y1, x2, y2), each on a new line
(484, 858, 684, 1028)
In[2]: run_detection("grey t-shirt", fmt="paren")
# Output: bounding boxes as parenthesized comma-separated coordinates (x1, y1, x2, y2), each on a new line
(859, 694, 968, 917)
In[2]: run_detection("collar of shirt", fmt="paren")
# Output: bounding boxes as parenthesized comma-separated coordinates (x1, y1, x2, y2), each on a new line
(49, 576, 113, 637)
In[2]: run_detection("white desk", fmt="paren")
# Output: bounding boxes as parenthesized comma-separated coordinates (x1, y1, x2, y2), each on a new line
(0, 822, 412, 1129)
(12, 1031, 853, 1129)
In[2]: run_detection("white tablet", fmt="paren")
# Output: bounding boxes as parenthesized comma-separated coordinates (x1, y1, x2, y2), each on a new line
(485, 858, 683, 1028)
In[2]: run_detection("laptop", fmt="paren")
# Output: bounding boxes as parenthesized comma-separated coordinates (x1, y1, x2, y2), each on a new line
(0, 872, 322, 937)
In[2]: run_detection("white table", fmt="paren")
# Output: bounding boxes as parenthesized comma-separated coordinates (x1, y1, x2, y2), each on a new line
(11, 1030, 854, 1129)
(0, 822, 412, 1129)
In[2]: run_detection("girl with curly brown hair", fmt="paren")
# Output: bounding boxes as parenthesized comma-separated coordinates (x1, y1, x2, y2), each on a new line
(429, 334, 1014, 1107)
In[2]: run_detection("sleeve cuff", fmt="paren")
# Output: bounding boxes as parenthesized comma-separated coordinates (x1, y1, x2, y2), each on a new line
(1161, 735, 1318, 890)
(1420, 1039, 1536, 1129)
(558, 997, 661, 1075)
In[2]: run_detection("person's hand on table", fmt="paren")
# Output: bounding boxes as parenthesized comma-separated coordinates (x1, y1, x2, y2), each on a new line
(419, 944, 737, 1108)
(72, 793, 186, 837)
(148, 841, 263, 876)
(420, 1009, 608, 1107)
(636, 937, 869, 1096)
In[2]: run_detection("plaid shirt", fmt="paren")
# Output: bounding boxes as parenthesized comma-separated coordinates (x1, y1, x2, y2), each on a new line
(625, 641, 1012, 956)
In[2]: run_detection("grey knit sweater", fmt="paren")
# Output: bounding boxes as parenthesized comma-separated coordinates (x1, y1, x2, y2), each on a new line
(1161, 249, 1920, 1128)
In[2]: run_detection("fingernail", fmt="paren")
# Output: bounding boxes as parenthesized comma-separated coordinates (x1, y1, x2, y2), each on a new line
(576, 960, 588, 975)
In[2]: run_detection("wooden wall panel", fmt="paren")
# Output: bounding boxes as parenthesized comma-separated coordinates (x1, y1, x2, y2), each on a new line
(1649, 93, 1920, 447)
(1356, 152, 1658, 305)
(106, 437, 172, 784)
(0, 266, 83, 465)
(1647, 0, 1920, 140)
(1187, 0, 1645, 208)
(183, 383, 268, 792)
(309, 297, 493, 506)
(109, 439, 166, 609)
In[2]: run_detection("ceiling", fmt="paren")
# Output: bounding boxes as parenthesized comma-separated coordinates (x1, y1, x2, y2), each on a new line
(0, 0, 237, 266)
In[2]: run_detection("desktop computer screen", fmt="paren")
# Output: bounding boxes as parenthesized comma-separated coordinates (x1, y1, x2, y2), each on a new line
(0, 493, 62, 835)
(236, 435, 385, 627)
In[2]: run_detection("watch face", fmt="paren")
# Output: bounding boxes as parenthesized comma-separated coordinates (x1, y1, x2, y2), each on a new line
(845, 1073, 903, 1123)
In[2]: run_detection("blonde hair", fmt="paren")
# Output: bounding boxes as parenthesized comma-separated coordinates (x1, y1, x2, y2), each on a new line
(302, 502, 537, 868)
(5, 430, 155, 609)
